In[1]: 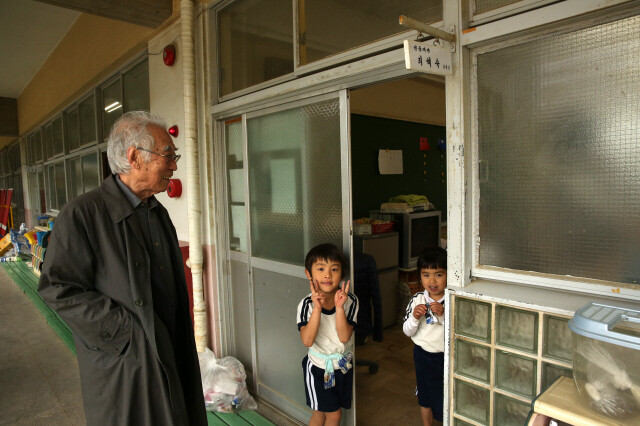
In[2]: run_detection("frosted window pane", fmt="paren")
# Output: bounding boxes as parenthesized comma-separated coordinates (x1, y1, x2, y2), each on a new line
(494, 393, 531, 426)
(455, 298, 491, 342)
(226, 121, 246, 253)
(495, 350, 537, 398)
(299, 0, 441, 65)
(496, 306, 538, 353)
(455, 379, 489, 423)
(248, 99, 342, 265)
(218, 0, 293, 97)
(477, 14, 640, 285)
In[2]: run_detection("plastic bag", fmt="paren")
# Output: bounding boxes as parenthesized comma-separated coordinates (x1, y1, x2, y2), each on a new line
(198, 347, 257, 413)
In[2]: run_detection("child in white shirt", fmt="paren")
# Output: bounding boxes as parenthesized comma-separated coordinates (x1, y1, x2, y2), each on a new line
(403, 247, 447, 425)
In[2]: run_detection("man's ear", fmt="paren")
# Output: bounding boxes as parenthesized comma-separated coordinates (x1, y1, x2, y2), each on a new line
(126, 146, 140, 169)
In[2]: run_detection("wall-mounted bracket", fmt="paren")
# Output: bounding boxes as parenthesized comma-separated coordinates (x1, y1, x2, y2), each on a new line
(399, 15, 456, 53)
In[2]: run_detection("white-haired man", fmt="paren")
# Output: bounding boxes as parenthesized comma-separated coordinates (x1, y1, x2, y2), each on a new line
(39, 111, 207, 425)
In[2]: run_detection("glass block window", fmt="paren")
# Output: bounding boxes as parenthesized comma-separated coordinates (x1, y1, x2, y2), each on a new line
(217, 0, 293, 97)
(493, 393, 531, 426)
(475, 14, 640, 286)
(451, 296, 574, 425)
(247, 98, 342, 265)
(298, 0, 441, 66)
(455, 379, 490, 424)
(455, 298, 491, 342)
(496, 306, 537, 353)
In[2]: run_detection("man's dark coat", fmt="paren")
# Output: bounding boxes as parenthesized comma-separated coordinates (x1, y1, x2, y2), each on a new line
(38, 175, 207, 425)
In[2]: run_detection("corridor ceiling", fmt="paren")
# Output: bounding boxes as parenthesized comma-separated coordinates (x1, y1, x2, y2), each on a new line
(0, 0, 171, 147)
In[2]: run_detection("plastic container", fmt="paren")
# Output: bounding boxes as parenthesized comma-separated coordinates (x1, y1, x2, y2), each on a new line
(568, 302, 640, 418)
(353, 223, 371, 235)
(371, 222, 393, 233)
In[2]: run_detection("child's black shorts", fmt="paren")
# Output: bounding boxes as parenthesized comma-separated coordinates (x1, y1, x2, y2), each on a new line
(414, 345, 444, 421)
(302, 355, 353, 412)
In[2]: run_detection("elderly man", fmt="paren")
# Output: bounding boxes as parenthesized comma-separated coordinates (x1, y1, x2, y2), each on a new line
(38, 111, 207, 425)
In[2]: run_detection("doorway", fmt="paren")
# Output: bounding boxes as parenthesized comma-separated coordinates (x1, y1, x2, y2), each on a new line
(350, 75, 447, 426)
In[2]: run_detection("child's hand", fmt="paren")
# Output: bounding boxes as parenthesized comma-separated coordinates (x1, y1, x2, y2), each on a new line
(430, 302, 444, 317)
(334, 280, 350, 309)
(413, 304, 428, 320)
(309, 279, 325, 308)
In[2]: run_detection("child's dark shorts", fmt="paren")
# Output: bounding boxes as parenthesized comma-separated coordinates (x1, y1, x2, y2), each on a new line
(302, 355, 353, 412)
(414, 345, 444, 421)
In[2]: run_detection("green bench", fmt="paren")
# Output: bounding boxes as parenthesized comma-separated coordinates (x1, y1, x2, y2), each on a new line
(3, 259, 275, 426)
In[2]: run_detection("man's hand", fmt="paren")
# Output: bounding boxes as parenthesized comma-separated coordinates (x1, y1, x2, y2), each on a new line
(309, 279, 325, 308)
(334, 280, 350, 309)
(413, 304, 428, 320)
(430, 302, 444, 317)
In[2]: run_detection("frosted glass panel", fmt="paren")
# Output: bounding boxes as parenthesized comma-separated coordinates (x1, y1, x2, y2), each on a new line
(299, 0, 441, 65)
(495, 351, 536, 398)
(248, 98, 342, 265)
(542, 362, 572, 390)
(543, 315, 572, 362)
(455, 379, 489, 423)
(477, 15, 640, 285)
(494, 393, 531, 426)
(496, 306, 537, 353)
(455, 339, 490, 383)
(456, 298, 491, 342)
(226, 121, 246, 253)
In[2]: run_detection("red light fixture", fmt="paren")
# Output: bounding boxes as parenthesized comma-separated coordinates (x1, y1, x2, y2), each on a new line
(163, 44, 176, 66)
(168, 125, 179, 137)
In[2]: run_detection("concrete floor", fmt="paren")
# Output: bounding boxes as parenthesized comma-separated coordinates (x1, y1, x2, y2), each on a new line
(0, 267, 86, 425)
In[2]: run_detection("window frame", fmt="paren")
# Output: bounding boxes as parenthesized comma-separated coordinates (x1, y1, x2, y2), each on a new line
(466, 1, 640, 300)
(210, 0, 444, 103)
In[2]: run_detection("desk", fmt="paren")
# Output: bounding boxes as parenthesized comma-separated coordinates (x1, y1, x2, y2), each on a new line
(528, 376, 640, 426)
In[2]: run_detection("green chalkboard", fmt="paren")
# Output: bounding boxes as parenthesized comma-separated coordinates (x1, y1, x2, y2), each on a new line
(351, 114, 447, 222)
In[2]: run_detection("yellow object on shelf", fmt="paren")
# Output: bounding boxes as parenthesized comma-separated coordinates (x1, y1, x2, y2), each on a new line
(0, 234, 11, 255)
(529, 376, 640, 426)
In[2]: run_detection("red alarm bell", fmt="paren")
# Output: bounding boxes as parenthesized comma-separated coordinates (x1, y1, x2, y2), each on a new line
(167, 179, 182, 198)
(163, 45, 176, 66)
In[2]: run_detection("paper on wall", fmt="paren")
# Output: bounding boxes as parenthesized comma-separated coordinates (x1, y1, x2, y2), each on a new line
(378, 149, 403, 175)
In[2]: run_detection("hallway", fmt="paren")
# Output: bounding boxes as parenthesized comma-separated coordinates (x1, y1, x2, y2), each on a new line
(0, 266, 85, 425)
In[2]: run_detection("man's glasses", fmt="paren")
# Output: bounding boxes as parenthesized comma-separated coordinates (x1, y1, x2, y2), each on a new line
(135, 146, 181, 164)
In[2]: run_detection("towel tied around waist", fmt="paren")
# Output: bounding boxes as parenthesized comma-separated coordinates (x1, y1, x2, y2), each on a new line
(309, 349, 352, 389)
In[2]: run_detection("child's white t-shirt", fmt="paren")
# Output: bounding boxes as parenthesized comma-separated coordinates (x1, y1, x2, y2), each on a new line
(402, 290, 445, 353)
(297, 293, 359, 370)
